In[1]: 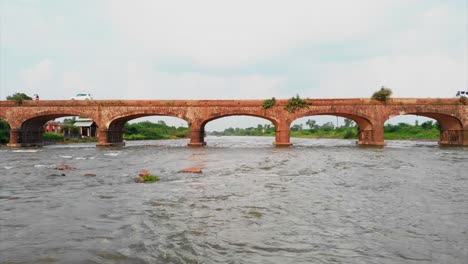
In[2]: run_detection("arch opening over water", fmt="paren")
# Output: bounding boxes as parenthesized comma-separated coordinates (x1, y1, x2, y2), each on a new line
(105, 116, 190, 146)
(290, 115, 359, 142)
(203, 115, 276, 146)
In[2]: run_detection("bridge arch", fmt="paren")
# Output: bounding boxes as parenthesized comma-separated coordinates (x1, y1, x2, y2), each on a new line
(196, 114, 279, 146)
(10, 112, 98, 147)
(384, 112, 464, 145)
(102, 113, 190, 146)
(292, 112, 382, 145)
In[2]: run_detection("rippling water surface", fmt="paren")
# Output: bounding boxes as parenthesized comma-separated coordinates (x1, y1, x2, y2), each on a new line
(1, 136, 467, 264)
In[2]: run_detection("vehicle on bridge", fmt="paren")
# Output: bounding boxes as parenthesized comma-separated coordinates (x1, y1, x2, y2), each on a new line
(71, 93, 93, 100)
(456, 91, 467, 97)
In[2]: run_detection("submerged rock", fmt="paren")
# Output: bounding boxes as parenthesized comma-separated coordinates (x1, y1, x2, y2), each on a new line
(56, 164, 76, 170)
(83, 173, 96, 177)
(138, 169, 150, 177)
(178, 167, 203, 173)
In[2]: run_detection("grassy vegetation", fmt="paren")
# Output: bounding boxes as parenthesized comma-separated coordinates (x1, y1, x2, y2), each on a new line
(123, 121, 189, 140)
(210, 120, 440, 140)
(139, 174, 160, 182)
(43, 132, 65, 141)
(262, 97, 276, 109)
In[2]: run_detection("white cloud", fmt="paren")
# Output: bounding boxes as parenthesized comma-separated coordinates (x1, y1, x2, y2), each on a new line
(108, 0, 400, 67)
(21, 59, 54, 93)
(120, 62, 286, 99)
(62, 71, 90, 95)
(314, 54, 465, 98)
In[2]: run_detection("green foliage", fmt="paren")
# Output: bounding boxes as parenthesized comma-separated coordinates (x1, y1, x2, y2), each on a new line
(6, 92, 32, 105)
(210, 124, 275, 136)
(285, 95, 310, 113)
(371, 87, 393, 102)
(383, 122, 439, 139)
(0, 119, 10, 144)
(123, 121, 189, 140)
(459, 96, 467, 105)
(43, 132, 65, 141)
(262, 97, 276, 109)
(139, 174, 160, 182)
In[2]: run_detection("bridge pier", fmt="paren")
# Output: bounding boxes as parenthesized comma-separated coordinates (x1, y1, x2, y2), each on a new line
(356, 127, 385, 146)
(188, 129, 206, 147)
(7, 129, 22, 147)
(439, 129, 467, 146)
(96, 129, 125, 147)
(7, 128, 44, 147)
(274, 129, 292, 147)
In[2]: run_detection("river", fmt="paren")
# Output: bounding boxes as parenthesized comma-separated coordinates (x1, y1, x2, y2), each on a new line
(1, 136, 467, 264)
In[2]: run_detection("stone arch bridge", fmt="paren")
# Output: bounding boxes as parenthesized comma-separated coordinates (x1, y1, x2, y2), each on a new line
(0, 98, 466, 147)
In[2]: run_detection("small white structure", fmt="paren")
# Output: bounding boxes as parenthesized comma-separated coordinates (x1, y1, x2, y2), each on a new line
(73, 118, 97, 137)
(456, 91, 468, 97)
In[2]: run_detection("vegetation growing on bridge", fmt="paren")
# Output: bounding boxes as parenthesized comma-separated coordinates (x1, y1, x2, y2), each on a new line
(285, 95, 310, 113)
(262, 97, 276, 109)
(6, 92, 32, 105)
(458, 96, 467, 105)
(372, 87, 393, 102)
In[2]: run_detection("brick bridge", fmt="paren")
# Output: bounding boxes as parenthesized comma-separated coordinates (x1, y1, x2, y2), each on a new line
(0, 98, 467, 147)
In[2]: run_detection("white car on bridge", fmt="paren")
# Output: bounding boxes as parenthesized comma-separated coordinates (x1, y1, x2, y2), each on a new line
(71, 93, 93, 100)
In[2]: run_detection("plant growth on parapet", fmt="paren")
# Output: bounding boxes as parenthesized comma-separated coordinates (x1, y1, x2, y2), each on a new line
(284, 95, 310, 113)
(458, 96, 467, 105)
(262, 97, 276, 109)
(371, 86, 393, 102)
(6, 92, 32, 105)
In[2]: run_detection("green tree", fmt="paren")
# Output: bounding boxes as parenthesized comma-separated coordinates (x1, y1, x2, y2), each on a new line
(6, 92, 33, 105)
(344, 119, 355, 128)
(371, 86, 393, 102)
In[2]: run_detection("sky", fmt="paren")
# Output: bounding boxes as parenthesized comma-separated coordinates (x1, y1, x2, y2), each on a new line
(0, 0, 467, 130)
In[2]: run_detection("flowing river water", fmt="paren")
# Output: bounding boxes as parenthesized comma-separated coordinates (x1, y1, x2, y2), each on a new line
(1, 136, 467, 264)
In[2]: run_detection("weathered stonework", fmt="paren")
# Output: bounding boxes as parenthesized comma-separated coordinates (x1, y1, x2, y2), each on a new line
(0, 98, 466, 147)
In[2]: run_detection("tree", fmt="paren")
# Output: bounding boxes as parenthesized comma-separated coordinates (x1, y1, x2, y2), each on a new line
(344, 119, 355, 128)
(421, 121, 434, 130)
(306, 119, 317, 130)
(371, 86, 393, 102)
(291, 124, 303, 131)
(6, 92, 32, 105)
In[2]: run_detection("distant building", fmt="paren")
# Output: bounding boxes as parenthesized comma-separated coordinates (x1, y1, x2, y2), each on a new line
(44, 121, 62, 133)
(73, 118, 98, 138)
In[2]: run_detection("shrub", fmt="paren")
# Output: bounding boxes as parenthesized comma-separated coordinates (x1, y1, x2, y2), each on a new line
(372, 87, 393, 102)
(262, 97, 276, 109)
(343, 130, 357, 139)
(6, 92, 32, 105)
(43, 132, 65, 141)
(285, 95, 310, 113)
(138, 174, 160, 183)
(459, 96, 467, 105)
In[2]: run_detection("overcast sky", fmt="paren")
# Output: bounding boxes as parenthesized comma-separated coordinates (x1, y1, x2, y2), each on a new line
(0, 0, 466, 130)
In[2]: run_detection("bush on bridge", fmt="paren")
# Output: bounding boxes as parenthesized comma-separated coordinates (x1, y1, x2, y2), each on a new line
(262, 97, 276, 109)
(285, 95, 310, 113)
(372, 87, 393, 102)
(6, 92, 32, 105)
